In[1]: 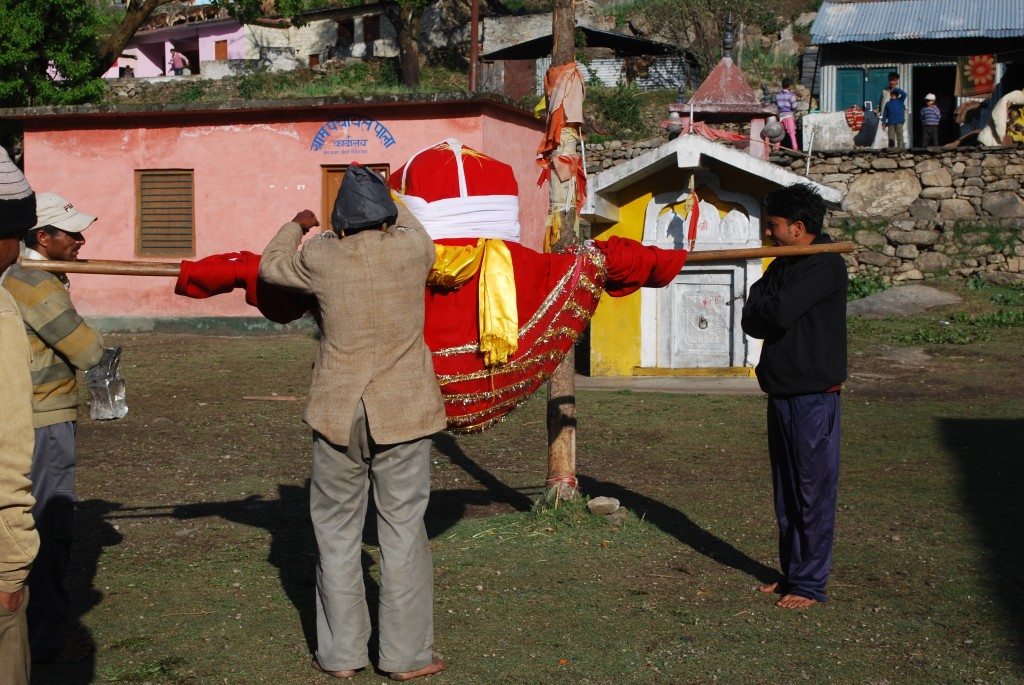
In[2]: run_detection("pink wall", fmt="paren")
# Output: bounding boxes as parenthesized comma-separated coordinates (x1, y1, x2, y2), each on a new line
(103, 23, 246, 78)
(20, 99, 546, 321)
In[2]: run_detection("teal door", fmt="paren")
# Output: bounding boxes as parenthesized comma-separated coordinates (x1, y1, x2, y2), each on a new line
(836, 68, 896, 111)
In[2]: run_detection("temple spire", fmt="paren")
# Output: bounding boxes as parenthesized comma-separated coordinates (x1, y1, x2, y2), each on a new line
(723, 13, 734, 60)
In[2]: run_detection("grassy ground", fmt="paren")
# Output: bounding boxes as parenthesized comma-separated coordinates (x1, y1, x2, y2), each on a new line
(33, 279, 1024, 684)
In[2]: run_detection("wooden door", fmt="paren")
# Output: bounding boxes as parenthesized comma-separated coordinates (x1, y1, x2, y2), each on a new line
(321, 165, 390, 235)
(214, 40, 227, 61)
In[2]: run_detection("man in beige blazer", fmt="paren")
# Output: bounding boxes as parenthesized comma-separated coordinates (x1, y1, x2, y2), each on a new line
(259, 165, 447, 681)
(0, 146, 40, 685)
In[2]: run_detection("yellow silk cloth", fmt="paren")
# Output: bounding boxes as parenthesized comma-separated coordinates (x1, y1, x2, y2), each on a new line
(430, 239, 519, 366)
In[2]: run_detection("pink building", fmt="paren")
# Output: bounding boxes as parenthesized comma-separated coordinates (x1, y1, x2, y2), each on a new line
(103, 18, 246, 79)
(6, 95, 547, 327)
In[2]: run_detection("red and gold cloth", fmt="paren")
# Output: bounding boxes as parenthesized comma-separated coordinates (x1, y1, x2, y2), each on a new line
(174, 140, 689, 432)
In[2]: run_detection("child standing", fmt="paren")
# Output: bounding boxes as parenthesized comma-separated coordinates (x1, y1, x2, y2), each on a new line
(881, 72, 907, 149)
(920, 94, 941, 147)
(774, 78, 799, 150)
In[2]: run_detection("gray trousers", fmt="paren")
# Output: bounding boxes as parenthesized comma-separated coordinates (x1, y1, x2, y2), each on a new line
(887, 123, 905, 148)
(27, 421, 77, 661)
(311, 400, 434, 673)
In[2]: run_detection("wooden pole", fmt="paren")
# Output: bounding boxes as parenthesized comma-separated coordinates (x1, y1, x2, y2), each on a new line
(468, 0, 479, 91)
(17, 244, 856, 278)
(685, 241, 855, 262)
(545, 0, 581, 503)
(17, 257, 181, 276)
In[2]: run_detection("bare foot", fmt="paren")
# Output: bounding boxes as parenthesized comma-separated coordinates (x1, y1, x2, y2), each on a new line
(776, 594, 817, 609)
(390, 656, 447, 681)
(312, 658, 357, 679)
(759, 582, 782, 594)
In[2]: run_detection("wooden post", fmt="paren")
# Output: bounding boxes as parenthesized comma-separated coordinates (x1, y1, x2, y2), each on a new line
(468, 0, 479, 91)
(545, 0, 581, 503)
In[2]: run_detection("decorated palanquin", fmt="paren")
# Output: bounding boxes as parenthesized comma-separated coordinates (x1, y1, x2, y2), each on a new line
(389, 139, 606, 432)
(390, 139, 688, 432)
(174, 140, 688, 432)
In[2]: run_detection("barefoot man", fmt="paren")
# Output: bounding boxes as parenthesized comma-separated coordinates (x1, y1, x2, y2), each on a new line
(741, 184, 846, 609)
(260, 165, 447, 680)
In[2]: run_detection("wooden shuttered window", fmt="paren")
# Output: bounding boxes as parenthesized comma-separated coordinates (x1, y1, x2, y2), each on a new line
(136, 169, 195, 257)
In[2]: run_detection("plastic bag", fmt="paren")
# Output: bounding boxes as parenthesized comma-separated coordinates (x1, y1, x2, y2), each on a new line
(86, 346, 128, 420)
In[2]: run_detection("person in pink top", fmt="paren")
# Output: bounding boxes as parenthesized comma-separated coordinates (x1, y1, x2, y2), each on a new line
(170, 48, 190, 76)
(774, 78, 799, 151)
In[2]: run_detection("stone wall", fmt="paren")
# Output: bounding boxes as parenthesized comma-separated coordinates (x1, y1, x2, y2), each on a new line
(586, 139, 1024, 284)
(798, 147, 1024, 284)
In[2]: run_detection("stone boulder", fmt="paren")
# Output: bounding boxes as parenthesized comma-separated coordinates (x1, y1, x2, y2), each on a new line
(846, 169, 922, 217)
(847, 284, 961, 318)
(982, 191, 1024, 218)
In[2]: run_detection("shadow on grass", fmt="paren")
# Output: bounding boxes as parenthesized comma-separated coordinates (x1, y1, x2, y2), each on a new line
(426, 433, 535, 537)
(33, 499, 123, 685)
(940, 417, 1024, 668)
(160, 437, 534, 661)
(577, 474, 778, 585)
(172, 484, 320, 652)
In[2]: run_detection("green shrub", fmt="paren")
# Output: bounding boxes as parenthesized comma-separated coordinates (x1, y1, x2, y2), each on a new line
(176, 81, 207, 103)
(950, 309, 1024, 328)
(990, 285, 1024, 306)
(238, 74, 269, 100)
(965, 273, 989, 290)
(895, 326, 989, 345)
(847, 275, 888, 301)
(589, 82, 646, 137)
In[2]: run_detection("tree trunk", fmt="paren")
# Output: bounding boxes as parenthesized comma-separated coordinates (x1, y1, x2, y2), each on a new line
(545, 0, 580, 503)
(383, 4, 423, 88)
(94, 0, 178, 78)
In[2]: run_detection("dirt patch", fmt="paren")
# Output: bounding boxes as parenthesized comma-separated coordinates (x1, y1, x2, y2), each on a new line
(847, 342, 1024, 401)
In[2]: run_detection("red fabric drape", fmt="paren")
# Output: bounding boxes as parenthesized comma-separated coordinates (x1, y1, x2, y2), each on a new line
(175, 251, 310, 324)
(593, 236, 688, 297)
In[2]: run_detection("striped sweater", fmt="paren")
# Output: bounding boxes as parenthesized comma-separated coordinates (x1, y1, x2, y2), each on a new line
(920, 104, 941, 126)
(2, 265, 103, 428)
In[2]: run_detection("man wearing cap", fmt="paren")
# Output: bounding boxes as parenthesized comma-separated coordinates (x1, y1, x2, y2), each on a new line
(0, 146, 41, 684)
(259, 165, 447, 681)
(920, 94, 941, 147)
(2, 192, 103, 663)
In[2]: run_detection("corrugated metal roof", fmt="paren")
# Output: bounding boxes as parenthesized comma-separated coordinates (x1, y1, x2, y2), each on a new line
(811, 0, 1024, 44)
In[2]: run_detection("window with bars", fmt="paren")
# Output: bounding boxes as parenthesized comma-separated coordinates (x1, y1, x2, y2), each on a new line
(136, 169, 195, 257)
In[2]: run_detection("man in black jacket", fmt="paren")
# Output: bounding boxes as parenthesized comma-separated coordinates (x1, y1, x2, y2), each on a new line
(741, 184, 847, 609)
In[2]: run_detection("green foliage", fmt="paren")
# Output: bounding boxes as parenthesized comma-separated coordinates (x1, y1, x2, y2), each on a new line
(894, 324, 989, 345)
(965, 272, 989, 290)
(586, 133, 615, 145)
(0, 0, 106, 106)
(175, 80, 208, 103)
(588, 82, 646, 138)
(847, 275, 888, 301)
(952, 222, 1020, 255)
(834, 216, 889, 237)
(989, 283, 1024, 306)
(949, 309, 1024, 328)
(237, 73, 270, 100)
